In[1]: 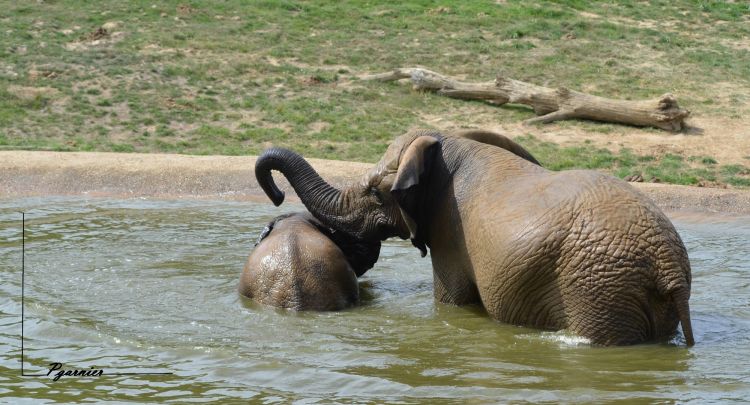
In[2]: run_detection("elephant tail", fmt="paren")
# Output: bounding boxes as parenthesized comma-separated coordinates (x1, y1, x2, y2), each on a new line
(672, 289, 695, 346)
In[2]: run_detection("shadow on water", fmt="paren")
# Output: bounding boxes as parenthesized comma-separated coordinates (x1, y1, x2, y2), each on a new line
(0, 197, 748, 402)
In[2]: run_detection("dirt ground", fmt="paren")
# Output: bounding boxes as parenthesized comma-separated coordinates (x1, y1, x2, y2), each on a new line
(417, 108, 750, 167)
(516, 116, 750, 166)
(1, 151, 749, 216)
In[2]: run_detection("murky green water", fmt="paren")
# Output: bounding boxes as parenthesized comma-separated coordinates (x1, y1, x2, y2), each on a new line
(0, 197, 748, 403)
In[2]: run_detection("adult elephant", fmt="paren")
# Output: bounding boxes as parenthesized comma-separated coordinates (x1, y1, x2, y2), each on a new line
(255, 129, 694, 345)
(240, 212, 380, 310)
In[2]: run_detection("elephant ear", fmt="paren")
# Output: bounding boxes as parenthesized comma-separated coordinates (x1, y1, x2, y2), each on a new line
(328, 231, 382, 277)
(390, 135, 439, 257)
(255, 213, 295, 246)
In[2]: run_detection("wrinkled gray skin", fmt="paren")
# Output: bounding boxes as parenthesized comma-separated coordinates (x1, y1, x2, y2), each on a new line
(255, 129, 694, 345)
(239, 212, 380, 311)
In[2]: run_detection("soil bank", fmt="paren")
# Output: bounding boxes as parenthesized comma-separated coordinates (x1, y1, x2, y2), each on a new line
(2, 151, 749, 215)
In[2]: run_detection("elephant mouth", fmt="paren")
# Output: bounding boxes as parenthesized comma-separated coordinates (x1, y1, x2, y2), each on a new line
(368, 224, 401, 242)
(372, 214, 410, 241)
(394, 227, 410, 240)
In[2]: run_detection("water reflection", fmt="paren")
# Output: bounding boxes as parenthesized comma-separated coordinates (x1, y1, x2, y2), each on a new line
(0, 197, 748, 402)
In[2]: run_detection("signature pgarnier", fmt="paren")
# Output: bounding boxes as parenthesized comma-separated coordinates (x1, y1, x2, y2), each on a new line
(47, 363, 104, 381)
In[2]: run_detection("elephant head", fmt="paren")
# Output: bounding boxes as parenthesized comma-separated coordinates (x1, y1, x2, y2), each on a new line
(255, 129, 539, 256)
(241, 212, 371, 310)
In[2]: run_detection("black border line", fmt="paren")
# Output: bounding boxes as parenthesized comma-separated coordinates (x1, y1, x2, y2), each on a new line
(21, 212, 44, 377)
(20, 211, 174, 378)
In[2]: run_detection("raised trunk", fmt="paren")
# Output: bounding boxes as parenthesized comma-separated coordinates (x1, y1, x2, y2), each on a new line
(254, 148, 364, 236)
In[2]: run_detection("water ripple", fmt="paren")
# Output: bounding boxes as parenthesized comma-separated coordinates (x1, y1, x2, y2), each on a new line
(0, 197, 748, 402)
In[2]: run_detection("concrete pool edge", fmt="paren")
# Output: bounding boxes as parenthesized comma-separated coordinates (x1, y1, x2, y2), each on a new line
(2, 150, 749, 215)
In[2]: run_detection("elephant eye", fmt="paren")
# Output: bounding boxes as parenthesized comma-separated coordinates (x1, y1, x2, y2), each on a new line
(369, 187, 384, 206)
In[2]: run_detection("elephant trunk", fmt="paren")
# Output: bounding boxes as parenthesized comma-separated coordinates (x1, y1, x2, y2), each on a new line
(255, 148, 364, 236)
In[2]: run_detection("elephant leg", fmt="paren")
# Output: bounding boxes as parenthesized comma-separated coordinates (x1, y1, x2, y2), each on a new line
(432, 267, 481, 305)
(563, 264, 680, 346)
(567, 296, 654, 345)
(427, 191, 482, 306)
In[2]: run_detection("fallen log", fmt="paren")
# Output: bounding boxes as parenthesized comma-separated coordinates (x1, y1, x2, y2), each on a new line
(361, 67, 690, 131)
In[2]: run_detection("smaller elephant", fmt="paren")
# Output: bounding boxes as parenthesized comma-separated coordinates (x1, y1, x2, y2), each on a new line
(239, 212, 380, 311)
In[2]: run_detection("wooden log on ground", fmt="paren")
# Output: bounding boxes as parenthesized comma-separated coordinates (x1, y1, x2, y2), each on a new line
(361, 67, 690, 131)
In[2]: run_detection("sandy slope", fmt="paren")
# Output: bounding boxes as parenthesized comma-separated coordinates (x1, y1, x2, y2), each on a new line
(1, 151, 749, 215)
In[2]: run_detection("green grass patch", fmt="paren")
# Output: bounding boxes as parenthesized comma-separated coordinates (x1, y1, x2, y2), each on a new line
(0, 0, 748, 187)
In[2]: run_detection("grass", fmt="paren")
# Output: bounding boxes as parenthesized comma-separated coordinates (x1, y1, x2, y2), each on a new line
(0, 0, 749, 186)
(516, 135, 750, 187)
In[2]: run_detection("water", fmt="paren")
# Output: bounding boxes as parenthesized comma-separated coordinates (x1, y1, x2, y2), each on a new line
(0, 197, 748, 403)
